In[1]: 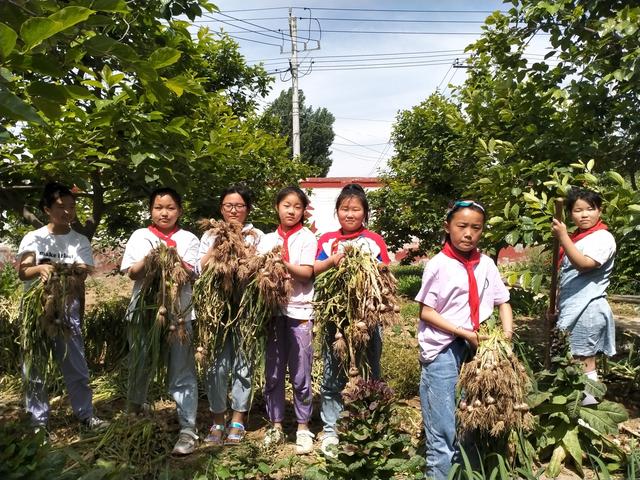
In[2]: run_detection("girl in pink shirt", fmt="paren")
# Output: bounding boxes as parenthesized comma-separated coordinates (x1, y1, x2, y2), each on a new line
(415, 200, 513, 480)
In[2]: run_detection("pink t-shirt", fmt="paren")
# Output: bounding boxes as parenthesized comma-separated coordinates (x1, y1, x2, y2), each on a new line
(414, 251, 510, 363)
(257, 227, 317, 320)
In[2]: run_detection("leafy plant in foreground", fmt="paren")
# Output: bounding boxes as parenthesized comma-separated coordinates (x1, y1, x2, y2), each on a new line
(525, 338, 628, 478)
(0, 421, 66, 480)
(307, 379, 422, 479)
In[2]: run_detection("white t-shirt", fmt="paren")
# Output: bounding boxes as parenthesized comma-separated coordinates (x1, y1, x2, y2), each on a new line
(121, 227, 199, 322)
(195, 223, 263, 274)
(257, 227, 317, 320)
(574, 230, 616, 266)
(17, 226, 93, 287)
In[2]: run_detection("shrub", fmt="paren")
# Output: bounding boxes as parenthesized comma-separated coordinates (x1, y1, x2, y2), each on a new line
(392, 264, 423, 299)
(306, 379, 422, 479)
(83, 297, 130, 371)
(0, 421, 66, 480)
(381, 337, 420, 399)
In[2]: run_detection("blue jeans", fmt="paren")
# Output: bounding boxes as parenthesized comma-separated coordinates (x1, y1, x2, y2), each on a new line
(320, 322, 382, 436)
(206, 333, 253, 414)
(24, 299, 93, 426)
(420, 338, 468, 480)
(128, 321, 198, 432)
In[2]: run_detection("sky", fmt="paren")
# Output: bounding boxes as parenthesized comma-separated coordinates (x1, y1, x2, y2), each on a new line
(194, 1, 548, 177)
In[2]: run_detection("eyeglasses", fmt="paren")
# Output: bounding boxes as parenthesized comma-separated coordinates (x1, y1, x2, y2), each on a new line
(222, 203, 247, 212)
(446, 200, 485, 218)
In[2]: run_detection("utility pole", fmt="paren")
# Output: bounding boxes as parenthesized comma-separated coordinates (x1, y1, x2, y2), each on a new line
(289, 8, 301, 159)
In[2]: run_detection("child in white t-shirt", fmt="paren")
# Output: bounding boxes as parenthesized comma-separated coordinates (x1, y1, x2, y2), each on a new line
(551, 188, 616, 405)
(120, 187, 199, 456)
(258, 186, 317, 454)
(17, 182, 107, 436)
(198, 185, 263, 446)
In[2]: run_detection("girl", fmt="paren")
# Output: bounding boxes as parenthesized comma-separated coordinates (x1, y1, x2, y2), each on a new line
(18, 182, 107, 436)
(258, 186, 317, 454)
(120, 187, 199, 456)
(198, 185, 263, 446)
(415, 200, 512, 480)
(314, 183, 391, 456)
(551, 188, 616, 405)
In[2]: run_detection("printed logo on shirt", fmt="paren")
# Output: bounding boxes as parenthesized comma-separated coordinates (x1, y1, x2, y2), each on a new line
(39, 251, 73, 260)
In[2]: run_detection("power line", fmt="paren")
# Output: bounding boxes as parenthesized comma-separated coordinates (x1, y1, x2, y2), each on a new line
(226, 29, 487, 35)
(206, 11, 293, 39)
(258, 52, 472, 66)
(332, 147, 391, 162)
(197, 17, 491, 24)
(217, 7, 505, 14)
(248, 49, 466, 63)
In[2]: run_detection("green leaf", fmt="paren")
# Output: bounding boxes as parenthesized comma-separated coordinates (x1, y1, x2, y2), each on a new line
(504, 230, 520, 245)
(131, 153, 147, 167)
(0, 23, 18, 58)
(91, 0, 130, 13)
(584, 378, 606, 399)
(0, 90, 45, 124)
(586, 159, 595, 172)
(562, 428, 583, 473)
(149, 47, 181, 69)
(628, 204, 640, 213)
(487, 216, 504, 225)
(606, 171, 625, 186)
(21, 7, 94, 51)
(84, 35, 138, 62)
(546, 445, 566, 478)
(578, 400, 628, 435)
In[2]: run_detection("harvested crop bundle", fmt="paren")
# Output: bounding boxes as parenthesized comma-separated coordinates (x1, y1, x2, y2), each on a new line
(128, 243, 191, 392)
(314, 244, 400, 382)
(237, 245, 293, 367)
(20, 263, 86, 381)
(192, 219, 259, 363)
(457, 322, 533, 437)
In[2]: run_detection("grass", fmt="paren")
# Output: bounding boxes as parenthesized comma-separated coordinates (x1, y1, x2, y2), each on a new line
(1, 273, 640, 479)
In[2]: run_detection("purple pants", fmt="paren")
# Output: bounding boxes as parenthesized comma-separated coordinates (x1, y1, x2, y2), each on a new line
(264, 316, 313, 424)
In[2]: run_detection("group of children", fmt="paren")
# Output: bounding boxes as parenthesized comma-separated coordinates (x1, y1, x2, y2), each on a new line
(17, 181, 615, 477)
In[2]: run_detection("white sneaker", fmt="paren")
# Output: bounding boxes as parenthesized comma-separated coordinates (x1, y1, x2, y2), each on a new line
(263, 426, 286, 448)
(82, 416, 110, 432)
(320, 435, 339, 457)
(296, 429, 315, 454)
(172, 429, 198, 456)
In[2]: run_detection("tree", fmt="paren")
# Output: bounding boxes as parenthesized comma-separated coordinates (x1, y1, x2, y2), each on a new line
(370, 93, 476, 256)
(263, 88, 335, 176)
(372, 0, 640, 291)
(0, 1, 310, 242)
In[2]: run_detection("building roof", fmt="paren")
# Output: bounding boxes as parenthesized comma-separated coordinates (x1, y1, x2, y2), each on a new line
(300, 177, 382, 188)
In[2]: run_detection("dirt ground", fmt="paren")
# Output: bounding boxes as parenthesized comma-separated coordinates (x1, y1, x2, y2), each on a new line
(1, 272, 639, 478)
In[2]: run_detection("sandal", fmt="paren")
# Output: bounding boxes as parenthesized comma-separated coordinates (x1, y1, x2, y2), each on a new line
(204, 423, 225, 446)
(224, 421, 245, 445)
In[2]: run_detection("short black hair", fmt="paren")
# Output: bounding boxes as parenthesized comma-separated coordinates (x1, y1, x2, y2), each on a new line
(39, 182, 74, 212)
(566, 187, 602, 211)
(149, 187, 182, 210)
(276, 186, 310, 210)
(220, 184, 253, 212)
(335, 183, 369, 223)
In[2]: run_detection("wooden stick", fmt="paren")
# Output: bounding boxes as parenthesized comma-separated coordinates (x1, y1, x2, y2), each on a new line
(545, 198, 564, 368)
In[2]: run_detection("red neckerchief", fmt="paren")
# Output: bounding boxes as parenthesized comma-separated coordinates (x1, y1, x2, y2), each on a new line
(148, 224, 179, 248)
(442, 241, 482, 331)
(277, 223, 303, 262)
(558, 220, 608, 266)
(330, 226, 365, 254)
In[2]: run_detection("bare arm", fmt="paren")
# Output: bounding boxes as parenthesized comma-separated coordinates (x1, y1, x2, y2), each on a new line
(419, 303, 483, 348)
(498, 302, 513, 340)
(313, 252, 344, 275)
(127, 258, 146, 280)
(551, 219, 599, 272)
(284, 261, 313, 282)
(18, 253, 53, 282)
